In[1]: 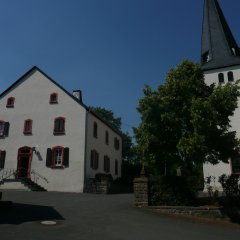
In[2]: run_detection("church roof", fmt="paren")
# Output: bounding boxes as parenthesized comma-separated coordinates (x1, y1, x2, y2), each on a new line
(201, 0, 240, 70)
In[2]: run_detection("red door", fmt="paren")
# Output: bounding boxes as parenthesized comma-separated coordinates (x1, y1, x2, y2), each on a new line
(17, 147, 32, 178)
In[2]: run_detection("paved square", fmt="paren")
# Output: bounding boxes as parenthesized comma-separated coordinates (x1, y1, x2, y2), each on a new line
(0, 190, 240, 240)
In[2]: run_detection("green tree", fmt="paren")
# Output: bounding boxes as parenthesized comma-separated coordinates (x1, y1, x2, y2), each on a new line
(89, 107, 121, 131)
(134, 60, 240, 176)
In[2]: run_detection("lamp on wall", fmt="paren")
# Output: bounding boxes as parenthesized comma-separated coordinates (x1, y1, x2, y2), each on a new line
(32, 145, 38, 153)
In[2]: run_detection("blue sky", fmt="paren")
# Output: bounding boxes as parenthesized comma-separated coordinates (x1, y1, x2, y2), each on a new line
(1, 0, 240, 135)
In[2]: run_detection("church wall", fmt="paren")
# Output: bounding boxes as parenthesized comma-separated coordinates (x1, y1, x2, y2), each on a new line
(203, 65, 240, 189)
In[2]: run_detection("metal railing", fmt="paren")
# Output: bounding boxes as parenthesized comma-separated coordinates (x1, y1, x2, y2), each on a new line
(30, 170, 48, 184)
(0, 168, 48, 185)
(0, 168, 16, 182)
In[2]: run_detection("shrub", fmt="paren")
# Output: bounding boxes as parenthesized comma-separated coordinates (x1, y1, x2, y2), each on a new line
(149, 175, 198, 206)
(204, 176, 219, 204)
(218, 174, 240, 198)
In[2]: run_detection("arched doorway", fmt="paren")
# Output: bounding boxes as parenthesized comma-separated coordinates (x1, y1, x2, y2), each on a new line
(17, 146, 32, 178)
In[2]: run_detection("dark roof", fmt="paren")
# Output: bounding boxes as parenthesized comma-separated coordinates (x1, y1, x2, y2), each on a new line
(0, 66, 122, 136)
(201, 0, 240, 70)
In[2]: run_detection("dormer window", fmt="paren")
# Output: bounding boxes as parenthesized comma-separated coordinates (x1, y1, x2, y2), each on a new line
(218, 73, 224, 84)
(232, 48, 236, 56)
(50, 93, 58, 104)
(202, 51, 210, 63)
(6, 97, 15, 108)
(228, 71, 234, 82)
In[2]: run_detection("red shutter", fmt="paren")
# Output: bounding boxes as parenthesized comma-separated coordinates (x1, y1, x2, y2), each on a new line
(4, 122, 10, 136)
(46, 148, 52, 167)
(90, 150, 94, 168)
(96, 152, 99, 169)
(63, 147, 69, 167)
(0, 151, 6, 168)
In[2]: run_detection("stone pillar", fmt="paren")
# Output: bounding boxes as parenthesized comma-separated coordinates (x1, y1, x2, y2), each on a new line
(133, 167, 149, 206)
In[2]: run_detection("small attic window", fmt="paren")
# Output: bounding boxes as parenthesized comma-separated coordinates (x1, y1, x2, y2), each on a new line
(228, 71, 234, 82)
(6, 97, 15, 108)
(232, 48, 236, 56)
(50, 93, 58, 104)
(218, 73, 224, 84)
(202, 51, 210, 63)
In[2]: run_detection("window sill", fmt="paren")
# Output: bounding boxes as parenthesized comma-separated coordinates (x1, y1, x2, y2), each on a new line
(51, 166, 64, 169)
(23, 132, 32, 135)
(6, 105, 14, 108)
(50, 101, 58, 104)
(53, 132, 65, 135)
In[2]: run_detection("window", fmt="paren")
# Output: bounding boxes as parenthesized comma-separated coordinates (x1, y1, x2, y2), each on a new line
(54, 117, 65, 134)
(50, 93, 58, 104)
(93, 122, 98, 138)
(114, 137, 120, 150)
(0, 150, 6, 169)
(228, 71, 234, 82)
(46, 146, 69, 168)
(6, 97, 15, 108)
(202, 51, 210, 63)
(105, 131, 109, 145)
(218, 73, 224, 84)
(104, 155, 110, 173)
(0, 121, 9, 138)
(232, 158, 240, 175)
(90, 150, 99, 170)
(23, 119, 32, 134)
(115, 160, 118, 175)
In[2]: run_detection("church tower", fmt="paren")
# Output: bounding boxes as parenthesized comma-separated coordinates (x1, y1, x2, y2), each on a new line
(202, 0, 240, 85)
(202, 0, 240, 186)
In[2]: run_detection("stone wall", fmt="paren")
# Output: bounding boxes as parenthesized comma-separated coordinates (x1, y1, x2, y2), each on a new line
(84, 178, 109, 194)
(133, 176, 149, 206)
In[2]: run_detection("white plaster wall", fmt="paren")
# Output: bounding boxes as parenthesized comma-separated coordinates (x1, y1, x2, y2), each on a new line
(204, 65, 240, 86)
(85, 112, 122, 180)
(203, 65, 240, 188)
(0, 69, 87, 192)
(0, 181, 30, 191)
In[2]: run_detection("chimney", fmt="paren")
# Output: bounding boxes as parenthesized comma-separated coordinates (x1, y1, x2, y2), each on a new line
(72, 90, 82, 103)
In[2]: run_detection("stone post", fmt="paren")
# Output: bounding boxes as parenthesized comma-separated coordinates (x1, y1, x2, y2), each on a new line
(133, 166, 149, 207)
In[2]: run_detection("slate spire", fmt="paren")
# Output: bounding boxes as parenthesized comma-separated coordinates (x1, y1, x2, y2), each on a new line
(201, 0, 240, 70)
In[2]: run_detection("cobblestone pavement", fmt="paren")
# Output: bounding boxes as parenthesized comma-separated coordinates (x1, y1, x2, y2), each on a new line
(0, 190, 240, 240)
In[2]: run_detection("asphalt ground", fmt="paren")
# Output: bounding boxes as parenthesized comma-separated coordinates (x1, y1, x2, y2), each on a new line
(0, 190, 240, 240)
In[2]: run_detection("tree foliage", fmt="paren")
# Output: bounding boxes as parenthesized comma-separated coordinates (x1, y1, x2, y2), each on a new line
(90, 107, 121, 131)
(134, 60, 240, 175)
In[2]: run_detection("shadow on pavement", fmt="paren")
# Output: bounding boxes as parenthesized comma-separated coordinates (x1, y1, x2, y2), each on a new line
(0, 202, 64, 224)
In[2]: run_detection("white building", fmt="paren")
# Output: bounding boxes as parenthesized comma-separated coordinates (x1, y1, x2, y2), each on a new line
(0, 66, 122, 192)
(201, 0, 240, 189)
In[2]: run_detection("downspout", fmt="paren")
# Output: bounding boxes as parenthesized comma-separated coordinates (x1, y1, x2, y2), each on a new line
(83, 109, 89, 190)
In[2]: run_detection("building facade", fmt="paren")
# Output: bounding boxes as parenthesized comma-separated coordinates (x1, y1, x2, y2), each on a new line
(0, 67, 122, 192)
(201, 0, 240, 189)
